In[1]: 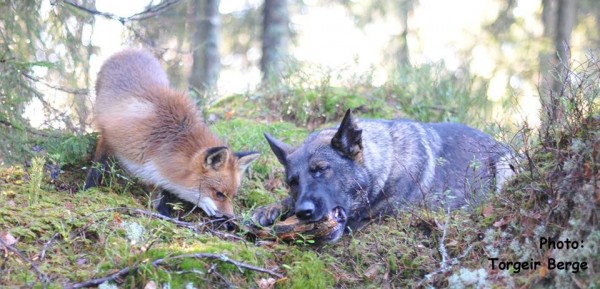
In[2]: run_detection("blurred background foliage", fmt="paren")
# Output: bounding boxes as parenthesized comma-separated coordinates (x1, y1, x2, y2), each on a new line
(0, 0, 599, 165)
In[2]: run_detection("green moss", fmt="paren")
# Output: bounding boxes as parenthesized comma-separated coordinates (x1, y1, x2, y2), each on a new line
(281, 249, 334, 289)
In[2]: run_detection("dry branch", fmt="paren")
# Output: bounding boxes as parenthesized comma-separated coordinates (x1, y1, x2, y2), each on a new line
(65, 253, 283, 288)
(22, 73, 89, 95)
(0, 236, 50, 288)
(39, 232, 60, 261)
(87, 207, 246, 241)
(57, 0, 181, 23)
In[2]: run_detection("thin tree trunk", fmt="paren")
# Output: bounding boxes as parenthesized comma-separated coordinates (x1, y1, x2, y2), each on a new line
(397, 0, 412, 67)
(554, 0, 576, 69)
(550, 0, 577, 121)
(540, 0, 556, 75)
(540, 0, 577, 129)
(190, 0, 221, 93)
(261, 0, 289, 82)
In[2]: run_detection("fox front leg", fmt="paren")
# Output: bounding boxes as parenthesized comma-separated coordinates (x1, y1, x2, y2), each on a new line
(83, 135, 110, 190)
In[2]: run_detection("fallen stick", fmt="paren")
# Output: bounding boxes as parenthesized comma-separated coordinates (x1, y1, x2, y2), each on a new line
(65, 252, 283, 288)
(0, 237, 50, 288)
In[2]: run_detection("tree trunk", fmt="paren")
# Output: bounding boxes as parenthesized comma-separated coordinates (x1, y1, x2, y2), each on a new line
(190, 0, 221, 93)
(540, 0, 577, 127)
(554, 0, 576, 69)
(551, 0, 577, 120)
(540, 0, 557, 79)
(261, 0, 289, 82)
(396, 0, 412, 67)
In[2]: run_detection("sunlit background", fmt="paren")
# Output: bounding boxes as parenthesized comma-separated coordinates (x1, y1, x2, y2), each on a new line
(7, 0, 600, 131)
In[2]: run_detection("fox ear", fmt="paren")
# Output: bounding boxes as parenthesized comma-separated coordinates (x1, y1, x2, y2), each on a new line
(332, 109, 363, 159)
(264, 133, 292, 165)
(204, 146, 229, 170)
(235, 151, 260, 173)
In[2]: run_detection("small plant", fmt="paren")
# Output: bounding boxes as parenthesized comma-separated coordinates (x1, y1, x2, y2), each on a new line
(27, 155, 45, 204)
(39, 133, 97, 169)
(293, 234, 316, 246)
(103, 161, 135, 194)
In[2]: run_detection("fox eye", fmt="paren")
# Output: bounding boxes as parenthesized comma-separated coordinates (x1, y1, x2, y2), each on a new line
(215, 191, 225, 202)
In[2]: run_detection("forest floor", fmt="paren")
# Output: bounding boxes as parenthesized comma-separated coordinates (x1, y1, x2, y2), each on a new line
(1, 59, 599, 288)
(1, 104, 598, 288)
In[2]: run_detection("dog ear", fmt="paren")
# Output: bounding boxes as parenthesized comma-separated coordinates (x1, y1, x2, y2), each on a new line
(264, 133, 293, 165)
(331, 109, 363, 159)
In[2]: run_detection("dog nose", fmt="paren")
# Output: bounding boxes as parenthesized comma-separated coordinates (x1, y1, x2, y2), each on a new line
(295, 201, 315, 220)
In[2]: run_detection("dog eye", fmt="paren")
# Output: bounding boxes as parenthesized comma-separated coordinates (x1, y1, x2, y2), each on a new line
(317, 165, 330, 172)
(215, 191, 225, 201)
(311, 165, 330, 174)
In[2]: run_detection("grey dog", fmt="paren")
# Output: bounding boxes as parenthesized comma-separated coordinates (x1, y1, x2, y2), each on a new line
(253, 109, 514, 243)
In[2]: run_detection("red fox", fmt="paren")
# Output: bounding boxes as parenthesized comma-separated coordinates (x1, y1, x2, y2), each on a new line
(84, 49, 259, 218)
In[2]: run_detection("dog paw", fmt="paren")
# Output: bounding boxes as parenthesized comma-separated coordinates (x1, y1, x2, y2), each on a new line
(252, 204, 285, 227)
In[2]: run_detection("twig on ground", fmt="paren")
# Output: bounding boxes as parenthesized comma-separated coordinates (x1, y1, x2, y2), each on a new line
(125, 208, 209, 232)
(39, 233, 60, 261)
(0, 237, 50, 288)
(87, 207, 247, 241)
(415, 210, 475, 288)
(85, 207, 208, 232)
(208, 263, 234, 289)
(415, 243, 475, 288)
(205, 226, 246, 242)
(65, 252, 283, 288)
(435, 210, 451, 270)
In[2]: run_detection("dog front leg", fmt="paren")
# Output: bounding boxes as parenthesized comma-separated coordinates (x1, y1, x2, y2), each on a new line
(251, 197, 294, 226)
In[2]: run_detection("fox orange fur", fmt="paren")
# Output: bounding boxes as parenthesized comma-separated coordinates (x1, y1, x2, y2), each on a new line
(84, 49, 259, 217)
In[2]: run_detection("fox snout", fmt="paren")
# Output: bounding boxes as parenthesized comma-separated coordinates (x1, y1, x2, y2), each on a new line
(216, 202, 234, 219)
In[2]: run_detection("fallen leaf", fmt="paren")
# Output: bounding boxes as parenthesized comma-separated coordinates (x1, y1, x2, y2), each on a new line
(76, 258, 88, 266)
(538, 265, 548, 278)
(482, 205, 494, 217)
(363, 263, 384, 281)
(113, 212, 122, 225)
(257, 277, 276, 289)
(0, 231, 17, 249)
(144, 281, 157, 289)
(225, 110, 235, 121)
(583, 162, 592, 178)
(493, 218, 509, 228)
